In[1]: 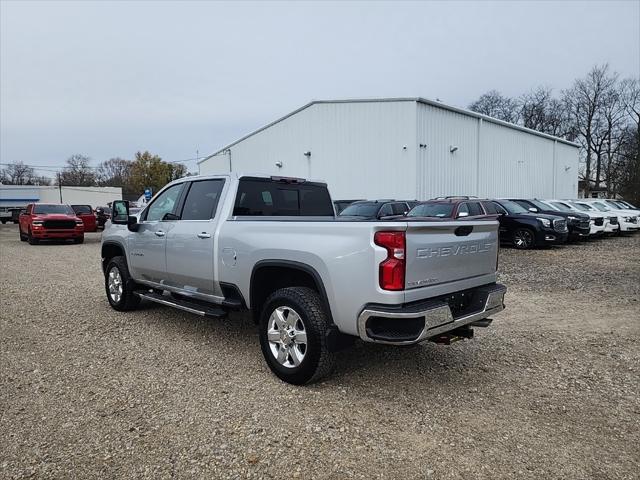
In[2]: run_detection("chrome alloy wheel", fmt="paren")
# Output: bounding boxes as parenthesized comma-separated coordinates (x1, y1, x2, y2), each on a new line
(514, 229, 534, 248)
(267, 306, 308, 368)
(108, 266, 124, 303)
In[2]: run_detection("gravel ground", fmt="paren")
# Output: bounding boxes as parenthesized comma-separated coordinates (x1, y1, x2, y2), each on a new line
(1, 224, 639, 479)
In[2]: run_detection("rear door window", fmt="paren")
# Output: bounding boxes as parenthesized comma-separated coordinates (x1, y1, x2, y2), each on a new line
(467, 202, 484, 216)
(493, 202, 508, 215)
(379, 204, 393, 216)
(391, 203, 408, 215)
(481, 202, 497, 214)
(180, 180, 225, 220)
(233, 178, 333, 216)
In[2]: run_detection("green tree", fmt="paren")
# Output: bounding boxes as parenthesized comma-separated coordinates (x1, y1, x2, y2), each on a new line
(129, 151, 187, 195)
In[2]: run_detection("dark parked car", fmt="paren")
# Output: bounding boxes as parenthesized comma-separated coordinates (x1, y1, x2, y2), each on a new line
(406, 199, 496, 219)
(338, 200, 412, 220)
(492, 200, 568, 249)
(333, 199, 365, 215)
(95, 206, 111, 229)
(508, 198, 590, 240)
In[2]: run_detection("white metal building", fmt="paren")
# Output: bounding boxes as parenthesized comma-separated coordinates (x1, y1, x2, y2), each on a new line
(0, 185, 122, 210)
(198, 98, 579, 200)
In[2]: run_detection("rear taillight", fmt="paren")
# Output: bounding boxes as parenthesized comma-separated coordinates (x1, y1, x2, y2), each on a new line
(374, 231, 406, 291)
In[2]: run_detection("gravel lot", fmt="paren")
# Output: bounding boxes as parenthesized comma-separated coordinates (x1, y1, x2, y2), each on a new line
(1, 223, 639, 479)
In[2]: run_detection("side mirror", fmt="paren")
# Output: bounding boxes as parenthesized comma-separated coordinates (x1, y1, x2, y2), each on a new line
(112, 200, 139, 231)
(457, 211, 469, 218)
(528, 207, 538, 212)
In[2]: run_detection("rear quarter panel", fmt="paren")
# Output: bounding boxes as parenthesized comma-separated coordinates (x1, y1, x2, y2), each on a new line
(217, 218, 499, 336)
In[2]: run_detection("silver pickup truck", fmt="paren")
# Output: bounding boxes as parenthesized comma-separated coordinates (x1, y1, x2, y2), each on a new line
(102, 174, 506, 384)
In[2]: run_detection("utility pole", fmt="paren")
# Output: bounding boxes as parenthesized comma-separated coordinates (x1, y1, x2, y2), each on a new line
(57, 172, 63, 203)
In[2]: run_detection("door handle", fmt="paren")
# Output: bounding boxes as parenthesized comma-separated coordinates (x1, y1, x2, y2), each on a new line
(154, 230, 165, 237)
(197, 232, 211, 239)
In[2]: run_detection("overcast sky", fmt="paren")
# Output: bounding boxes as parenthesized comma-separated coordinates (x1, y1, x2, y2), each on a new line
(1, 0, 639, 175)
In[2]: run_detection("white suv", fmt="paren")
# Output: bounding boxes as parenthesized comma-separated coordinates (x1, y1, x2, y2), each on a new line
(576, 199, 639, 233)
(542, 200, 607, 236)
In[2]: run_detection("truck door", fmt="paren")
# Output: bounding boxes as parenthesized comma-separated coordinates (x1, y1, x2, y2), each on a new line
(165, 179, 226, 297)
(128, 183, 184, 284)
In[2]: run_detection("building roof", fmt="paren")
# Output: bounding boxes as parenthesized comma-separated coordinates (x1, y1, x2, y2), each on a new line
(199, 97, 580, 164)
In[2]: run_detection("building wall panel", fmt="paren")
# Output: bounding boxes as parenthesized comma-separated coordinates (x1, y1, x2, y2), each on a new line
(200, 101, 417, 200)
(416, 103, 479, 199)
(477, 121, 556, 198)
(200, 99, 579, 202)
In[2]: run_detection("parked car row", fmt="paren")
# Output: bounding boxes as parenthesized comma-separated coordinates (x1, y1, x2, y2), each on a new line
(335, 197, 639, 249)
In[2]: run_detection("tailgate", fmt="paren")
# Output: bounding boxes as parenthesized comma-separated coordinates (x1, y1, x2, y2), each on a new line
(404, 220, 499, 289)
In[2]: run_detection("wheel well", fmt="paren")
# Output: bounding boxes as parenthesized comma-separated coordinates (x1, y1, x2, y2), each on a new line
(101, 243, 125, 272)
(250, 263, 331, 324)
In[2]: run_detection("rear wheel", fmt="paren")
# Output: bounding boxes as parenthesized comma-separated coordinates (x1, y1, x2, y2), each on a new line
(259, 287, 334, 385)
(513, 228, 535, 249)
(19, 226, 27, 242)
(105, 256, 140, 311)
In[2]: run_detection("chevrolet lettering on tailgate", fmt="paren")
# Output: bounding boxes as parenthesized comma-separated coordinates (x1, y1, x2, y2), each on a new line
(417, 241, 494, 258)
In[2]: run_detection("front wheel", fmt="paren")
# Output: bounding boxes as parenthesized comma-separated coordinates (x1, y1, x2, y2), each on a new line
(259, 287, 335, 385)
(74, 236, 84, 244)
(105, 256, 140, 311)
(27, 228, 39, 245)
(513, 228, 535, 249)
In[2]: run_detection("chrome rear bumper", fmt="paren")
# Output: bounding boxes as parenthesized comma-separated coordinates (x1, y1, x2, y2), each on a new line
(357, 283, 507, 345)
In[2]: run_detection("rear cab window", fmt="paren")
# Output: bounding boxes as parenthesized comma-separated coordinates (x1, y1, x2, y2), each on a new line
(72, 205, 92, 215)
(233, 177, 334, 217)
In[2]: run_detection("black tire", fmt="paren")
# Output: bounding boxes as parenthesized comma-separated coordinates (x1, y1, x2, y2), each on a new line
(105, 256, 140, 311)
(1, 220, 6, 224)
(27, 228, 39, 245)
(259, 287, 335, 385)
(74, 236, 84, 244)
(513, 228, 535, 249)
(19, 226, 27, 242)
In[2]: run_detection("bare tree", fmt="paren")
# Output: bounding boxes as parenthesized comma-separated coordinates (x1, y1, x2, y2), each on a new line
(615, 78, 640, 202)
(519, 87, 572, 137)
(469, 90, 520, 123)
(0, 161, 35, 184)
(562, 64, 618, 194)
(32, 175, 52, 186)
(57, 154, 96, 186)
(96, 157, 133, 191)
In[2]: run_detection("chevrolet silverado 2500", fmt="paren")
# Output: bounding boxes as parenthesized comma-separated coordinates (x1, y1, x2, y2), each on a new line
(101, 174, 506, 384)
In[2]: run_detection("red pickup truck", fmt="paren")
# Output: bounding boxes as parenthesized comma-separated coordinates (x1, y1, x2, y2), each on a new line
(71, 204, 98, 232)
(19, 203, 85, 244)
